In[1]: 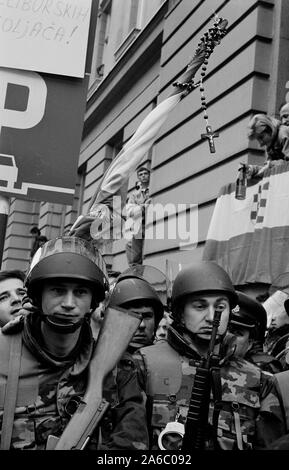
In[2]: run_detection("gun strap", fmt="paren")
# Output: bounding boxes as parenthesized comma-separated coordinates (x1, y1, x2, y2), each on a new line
(211, 366, 222, 448)
(0, 333, 22, 450)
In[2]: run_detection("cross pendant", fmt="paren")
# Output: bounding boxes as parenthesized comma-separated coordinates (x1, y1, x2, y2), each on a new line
(201, 125, 219, 153)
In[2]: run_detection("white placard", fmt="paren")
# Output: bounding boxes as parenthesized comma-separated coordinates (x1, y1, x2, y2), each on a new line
(0, 0, 92, 78)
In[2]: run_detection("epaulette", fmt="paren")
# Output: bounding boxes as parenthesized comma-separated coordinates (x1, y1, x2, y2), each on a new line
(1, 315, 25, 335)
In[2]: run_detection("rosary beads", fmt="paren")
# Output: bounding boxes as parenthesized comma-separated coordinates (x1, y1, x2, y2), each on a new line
(173, 16, 228, 153)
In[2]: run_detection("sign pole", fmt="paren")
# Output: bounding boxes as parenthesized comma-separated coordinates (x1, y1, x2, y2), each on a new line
(0, 196, 9, 269)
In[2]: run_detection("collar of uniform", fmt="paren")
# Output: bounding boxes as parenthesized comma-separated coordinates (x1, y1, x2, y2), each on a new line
(22, 312, 94, 373)
(167, 325, 202, 360)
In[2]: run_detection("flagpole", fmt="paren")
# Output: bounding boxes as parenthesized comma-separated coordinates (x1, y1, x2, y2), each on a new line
(0, 195, 9, 269)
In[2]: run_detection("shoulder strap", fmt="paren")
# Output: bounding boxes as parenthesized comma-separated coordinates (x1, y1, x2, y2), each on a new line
(275, 371, 289, 432)
(0, 333, 22, 450)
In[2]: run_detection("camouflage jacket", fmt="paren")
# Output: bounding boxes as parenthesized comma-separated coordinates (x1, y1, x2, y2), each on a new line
(134, 327, 286, 450)
(0, 313, 148, 450)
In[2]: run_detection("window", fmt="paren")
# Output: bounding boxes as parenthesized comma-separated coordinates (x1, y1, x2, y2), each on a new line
(107, 129, 124, 161)
(128, 0, 143, 31)
(114, 0, 143, 61)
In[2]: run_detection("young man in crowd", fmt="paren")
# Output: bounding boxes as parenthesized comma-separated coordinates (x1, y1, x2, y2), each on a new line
(0, 269, 26, 327)
(154, 310, 173, 343)
(225, 291, 282, 373)
(125, 167, 151, 267)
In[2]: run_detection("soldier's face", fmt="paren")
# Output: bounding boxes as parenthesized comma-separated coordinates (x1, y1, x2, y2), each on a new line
(226, 326, 252, 358)
(127, 302, 155, 348)
(0, 278, 26, 327)
(41, 280, 93, 326)
(181, 294, 230, 340)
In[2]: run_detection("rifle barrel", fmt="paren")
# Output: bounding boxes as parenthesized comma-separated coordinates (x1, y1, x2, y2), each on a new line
(181, 308, 223, 450)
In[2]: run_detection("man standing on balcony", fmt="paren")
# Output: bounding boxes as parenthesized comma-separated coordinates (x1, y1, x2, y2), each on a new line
(125, 167, 151, 267)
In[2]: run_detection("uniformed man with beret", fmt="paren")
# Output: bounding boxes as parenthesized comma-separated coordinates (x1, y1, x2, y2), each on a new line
(226, 291, 283, 373)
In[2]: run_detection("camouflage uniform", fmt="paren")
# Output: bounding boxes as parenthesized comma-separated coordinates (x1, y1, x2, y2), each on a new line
(134, 326, 286, 450)
(0, 313, 148, 450)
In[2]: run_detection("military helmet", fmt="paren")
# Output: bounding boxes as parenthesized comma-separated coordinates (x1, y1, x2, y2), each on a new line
(108, 273, 164, 323)
(230, 291, 267, 341)
(25, 236, 108, 309)
(119, 265, 170, 308)
(171, 261, 238, 317)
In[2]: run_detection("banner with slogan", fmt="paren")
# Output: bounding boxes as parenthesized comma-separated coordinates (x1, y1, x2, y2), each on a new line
(0, 67, 89, 204)
(0, 0, 93, 78)
(203, 162, 289, 286)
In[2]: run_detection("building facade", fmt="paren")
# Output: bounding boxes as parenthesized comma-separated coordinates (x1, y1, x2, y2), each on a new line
(2, 0, 289, 282)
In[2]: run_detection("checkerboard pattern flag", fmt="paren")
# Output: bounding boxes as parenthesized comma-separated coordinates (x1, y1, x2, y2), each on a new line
(203, 162, 289, 285)
(250, 181, 270, 225)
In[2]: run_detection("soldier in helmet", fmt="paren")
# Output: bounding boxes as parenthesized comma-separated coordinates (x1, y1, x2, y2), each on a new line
(225, 291, 283, 373)
(133, 261, 286, 450)
(108, 272, 164, 354)
(0, 237, 148, 450)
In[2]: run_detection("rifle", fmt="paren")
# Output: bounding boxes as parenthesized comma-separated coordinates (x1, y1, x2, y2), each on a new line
(181, 307, 223, 451)
(50, 306, 141, 450)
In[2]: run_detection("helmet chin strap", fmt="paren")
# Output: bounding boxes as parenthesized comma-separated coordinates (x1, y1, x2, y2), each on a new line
(40, 312, 91, 333)
(178, 323, 225, 347)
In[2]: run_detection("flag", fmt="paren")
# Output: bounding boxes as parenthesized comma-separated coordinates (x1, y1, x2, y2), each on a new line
(69, 40, 211, 243)
(203, 161, 289, 286)
(70, 94, 182, 243)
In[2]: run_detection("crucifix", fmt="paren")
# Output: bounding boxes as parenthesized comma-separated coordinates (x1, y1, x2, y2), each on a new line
(201, 125, 219, 153)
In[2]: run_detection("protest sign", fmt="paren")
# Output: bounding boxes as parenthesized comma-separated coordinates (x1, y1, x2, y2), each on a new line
(0, 0, 92, 77)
